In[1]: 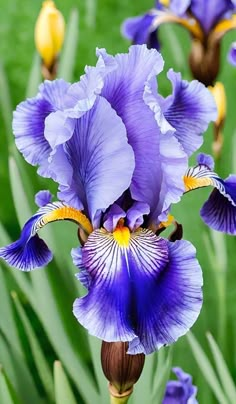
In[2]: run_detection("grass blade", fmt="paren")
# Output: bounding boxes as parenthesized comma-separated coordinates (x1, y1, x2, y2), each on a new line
(54, 361, 77, 404)
(58, 9, 79, 82)
(207, 332, 236, 403)
(187, 332, 228, 404)
(25, 52, 41, 98)
(12, 292, 54, 401)
(0, 366, 20, 404)
(151, 347, 173, 404)
(0, 60, 13, 138)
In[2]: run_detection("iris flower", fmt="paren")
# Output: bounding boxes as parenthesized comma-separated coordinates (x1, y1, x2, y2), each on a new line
(163, 367, 198, 403)
(122, 0, 236, 85)
(1, 45, 235, 355)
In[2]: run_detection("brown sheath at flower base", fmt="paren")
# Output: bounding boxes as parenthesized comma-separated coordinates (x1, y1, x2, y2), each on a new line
(101, 341, 145, 395)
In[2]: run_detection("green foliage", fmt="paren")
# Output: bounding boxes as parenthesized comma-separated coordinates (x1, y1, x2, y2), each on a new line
(0, 0, 236, 403)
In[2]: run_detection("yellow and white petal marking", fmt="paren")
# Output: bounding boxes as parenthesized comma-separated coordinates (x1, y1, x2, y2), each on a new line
(32, 201, 93, 236)
(0, 201, 93, 271)
(183, 164, 236, 206)
(151, 10, 204, 41)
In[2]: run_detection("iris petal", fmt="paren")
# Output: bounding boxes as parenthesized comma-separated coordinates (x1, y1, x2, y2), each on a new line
(190, 0, 235, 33)
(13, 79, 70, 175)
(184, 158, 236, 235)
(0, 202, 92, 271)
(201, 175, 236, 234)
(35, 190, 53, 207)
(162, 69, 217, 156)
(73, 228, 202, 354)
(55, 96, 135, 222)
(98, 45, 166, 216)
(13, 96, 53, 168)
(122, 13, 160, 50)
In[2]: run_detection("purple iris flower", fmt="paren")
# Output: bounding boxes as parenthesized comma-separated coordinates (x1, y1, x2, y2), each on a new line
(122, 1, 236, 84)
(228, 42, 236, 66)
(2, 44, 235, 355)
(163, 367, 198, 403)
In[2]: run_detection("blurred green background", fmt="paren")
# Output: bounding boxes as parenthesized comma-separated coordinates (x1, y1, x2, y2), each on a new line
(0, 0, 236, 403)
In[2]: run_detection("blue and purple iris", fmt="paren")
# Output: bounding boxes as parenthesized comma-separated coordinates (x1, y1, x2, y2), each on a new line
(122, 1, 236, 79)
(163, 367, 198, 403)
(122, 1, 236, 49)
(0, 45, 235, 354)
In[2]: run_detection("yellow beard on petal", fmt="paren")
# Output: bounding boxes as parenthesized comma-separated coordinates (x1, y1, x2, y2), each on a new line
(113, 221, 131, 247)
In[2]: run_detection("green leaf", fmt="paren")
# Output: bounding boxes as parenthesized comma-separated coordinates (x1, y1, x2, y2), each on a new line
(0, 263, 23, 357)
(58, 9, 79, 82)
(0, 366, 20, 404)
(187, 332, 228, 404)
(25, 52, 41, 98)
(207, 333, 236, 403)
(85, 0, 97, 28)
(54, 361, 77, 404)
(0, 334, 42, 403)
(151, 347, 173, 404)
(12, 292, 54, 401)
(0, 60, 13, 138)
(8, 156, 33, 225)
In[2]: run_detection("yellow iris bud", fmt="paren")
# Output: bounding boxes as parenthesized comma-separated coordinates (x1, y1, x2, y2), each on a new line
(208, 82, 226, 157)
(209, 82, 226, 128)
(35, 1, 65, 69)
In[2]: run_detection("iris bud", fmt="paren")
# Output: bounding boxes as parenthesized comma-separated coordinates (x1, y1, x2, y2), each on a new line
(101, 341, 145, 401)
(209, 82, 226, 157)
(35, 1, 65, 75)
(189, 39, 220, 86)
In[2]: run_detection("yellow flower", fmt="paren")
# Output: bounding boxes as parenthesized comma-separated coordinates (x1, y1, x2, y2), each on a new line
(35, 1, 65, 69)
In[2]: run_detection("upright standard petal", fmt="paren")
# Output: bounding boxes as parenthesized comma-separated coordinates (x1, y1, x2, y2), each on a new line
(0, 202, 93, 271)
(73, 228, 202, 354)
(190, 0, 235, 33)
(122, 13, 160, 50)
(162, 69, 217, 156)
(54, 97, 135, 222)
(98, 45, 166, 216)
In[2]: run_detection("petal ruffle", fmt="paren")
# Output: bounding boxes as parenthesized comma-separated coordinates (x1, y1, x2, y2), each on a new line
(13, 96, 53, 168)
(73, 228, 202, 354)
(162, 69, 217, 156)
(13, 79, 70, 173)
(98, 45, 166, 216)
(54, 96, 135, 222)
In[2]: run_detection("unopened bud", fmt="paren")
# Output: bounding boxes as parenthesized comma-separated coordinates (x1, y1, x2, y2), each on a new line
(101, 341, 145, 398)
(208, 82, 226, 157)
(189, 39, 220, 86)
(35, 1, 65, 77)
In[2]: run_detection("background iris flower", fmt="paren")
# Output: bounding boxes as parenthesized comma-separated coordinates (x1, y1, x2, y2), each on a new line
(122, 0, 236, 85)
(1, 44, 235, 357)
(163, 367, 198, 403)
(122, 0, 236, 156)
